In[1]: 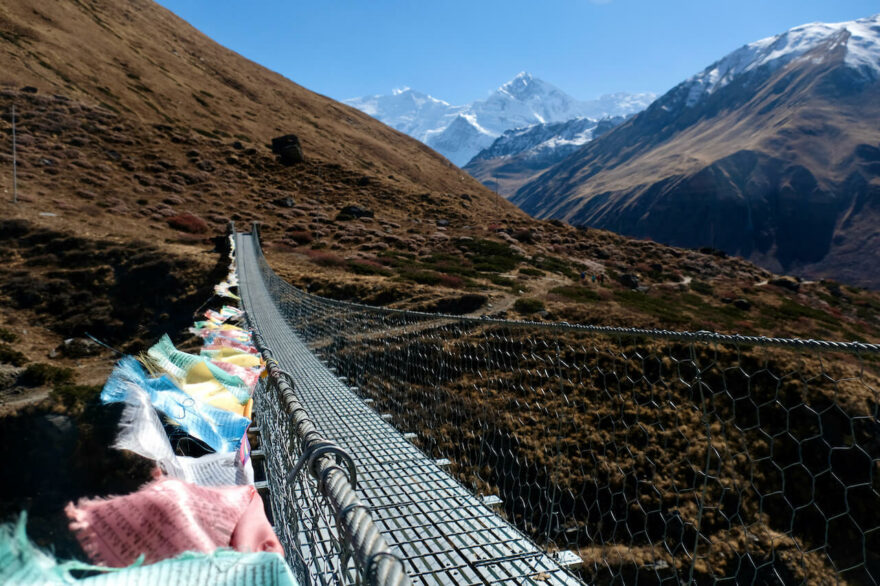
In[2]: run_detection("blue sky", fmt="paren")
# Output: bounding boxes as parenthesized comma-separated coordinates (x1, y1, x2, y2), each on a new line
(157, 0, 878, 104)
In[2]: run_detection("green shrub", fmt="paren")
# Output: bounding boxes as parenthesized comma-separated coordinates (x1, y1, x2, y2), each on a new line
(689, 280, 714, 295)
(489, 275, 516, 287)
(347, 259, 392, 276)
(519, 267, 545, 277)
(287, 230, 313, 245)
(514, 298, 545, 315)
(304, 249, 346, 267)
(0, 343, 27, 366)
(50, 384, 102, 409)
(20, 363, 74, 387)
(549, 286, 601, 303)
(0, 327, 18, 343)
(398, 269, 442, 286)
(166, 213, 209, 234)
(614, 290, 690, 326)
(458, 239, 522, 273)
(760, 299, 836, 325)
(530, 255, 576, 279)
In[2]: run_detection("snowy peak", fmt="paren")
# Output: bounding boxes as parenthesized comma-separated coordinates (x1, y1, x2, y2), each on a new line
(346, 72, 655, 166)
(682, 14, 880, 107)
(499, 71, 543, 99)
(344, 89, 462, 142)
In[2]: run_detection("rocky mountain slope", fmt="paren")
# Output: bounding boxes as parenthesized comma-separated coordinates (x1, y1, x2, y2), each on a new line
(346, 73, 654, 165)
(464, 116, 624, 196)
(0, 4, 879, 582)
(513, 15, 880, 289)
(0, 0, 878, 408)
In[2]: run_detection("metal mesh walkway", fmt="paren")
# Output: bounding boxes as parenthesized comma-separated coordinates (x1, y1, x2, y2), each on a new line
(236, 233, 582, 585)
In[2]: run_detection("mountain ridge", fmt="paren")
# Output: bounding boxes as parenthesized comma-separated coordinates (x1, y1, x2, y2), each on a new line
(346, 72, 655, 165)
(512, 14, 880, 289)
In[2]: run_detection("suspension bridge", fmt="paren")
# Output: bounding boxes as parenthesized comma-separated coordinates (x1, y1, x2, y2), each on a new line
(235, 224, 880, 585)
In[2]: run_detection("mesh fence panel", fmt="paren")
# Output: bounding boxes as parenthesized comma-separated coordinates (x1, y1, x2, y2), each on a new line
(252, 243, 880, 584)
(253, 375, 360, 585)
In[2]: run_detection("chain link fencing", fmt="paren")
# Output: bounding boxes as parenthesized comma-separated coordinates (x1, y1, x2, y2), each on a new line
(250, 230, 880, 584)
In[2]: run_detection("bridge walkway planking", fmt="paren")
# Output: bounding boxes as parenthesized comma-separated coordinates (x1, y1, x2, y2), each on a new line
(236, 233, 583, 586)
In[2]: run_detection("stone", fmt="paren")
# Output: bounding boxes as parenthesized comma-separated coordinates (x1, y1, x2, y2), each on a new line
(619, 273, 640, 289)
(770, 276, 800, 292)
(272, 196, 295, 208)
(59, 337, 103, 358)
(733, 298, 752, 311)
(271, 134, 304, 165)
(436, 219, 450, 228)
(338, 204, 373, 219)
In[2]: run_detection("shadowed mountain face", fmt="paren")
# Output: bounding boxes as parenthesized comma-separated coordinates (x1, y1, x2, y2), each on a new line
(513, 16, 880, 288)
(463, 117, 624, 197)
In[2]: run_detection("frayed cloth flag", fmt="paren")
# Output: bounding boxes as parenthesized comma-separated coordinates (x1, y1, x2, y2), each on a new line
(201, 348, 263, 368)
(148, 334, 251, 404)
(66, 477, 283, 568)
(215, 281, 240, 300)
(1, 513, 297, 585)
(114, 384, 253, 485)
(203, 337, 259, 355)
(211, 360, 260, 393)
(220, 305, 244, 320)
(102, 357, 250, 452)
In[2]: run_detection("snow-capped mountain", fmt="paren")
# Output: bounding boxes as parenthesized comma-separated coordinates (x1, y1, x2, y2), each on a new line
(512, 14, 880, 288)
(470, 116, 623, 164)
(345, 72, 655, 166)
(345, 88, 464, 143)
(675, 14, 880, 109)
(463, 116, 625, 197)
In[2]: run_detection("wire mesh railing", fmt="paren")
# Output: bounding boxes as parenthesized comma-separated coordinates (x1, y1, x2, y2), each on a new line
(236, 222, 410, 586)
(248, 226, 880, 585)
(248, 346, 409, 586)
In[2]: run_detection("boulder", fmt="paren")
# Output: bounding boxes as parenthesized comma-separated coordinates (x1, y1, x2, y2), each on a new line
(733, 298, 752, 311)
(619, 273, 640, 289)
(338, 204, 373, 219)
(59, 337, 103, 358)
(770, 276, 800, 292)
(272, 196, 295, 208)
(271, 134, 304, 165)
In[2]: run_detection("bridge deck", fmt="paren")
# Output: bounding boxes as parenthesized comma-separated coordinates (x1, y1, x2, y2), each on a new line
(236, 233, 581, 585)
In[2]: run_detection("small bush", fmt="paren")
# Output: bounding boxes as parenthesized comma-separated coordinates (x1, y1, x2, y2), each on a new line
(512, 229, 535, 244)
(166, 213, 209, 234)
(530, 255, 576, 279)
(549, 286, 601, 303)
(514, 298, 545, 315)
(489, 275, 515, 287)
(0, 327, 19, 343)
(304, 249, 346, 268)
(519, 267, 544, 277)
(347, 259, 392, 276)
(288, 230, 313, 245)
(398, 269, 442, 286)
(458, 239, 522, 273)
(19, 363, 74, 387)
(690, 280, 714, 295)
(0, 343, 27, 366)
(50, 384, 102, 410)
(438, 274, 465, 289)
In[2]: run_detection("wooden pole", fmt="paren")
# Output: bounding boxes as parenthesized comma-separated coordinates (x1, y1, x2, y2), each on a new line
(11, 104, 17, 203)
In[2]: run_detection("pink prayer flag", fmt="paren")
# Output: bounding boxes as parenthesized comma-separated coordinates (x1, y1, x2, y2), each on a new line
(66, 477, 283, 567)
